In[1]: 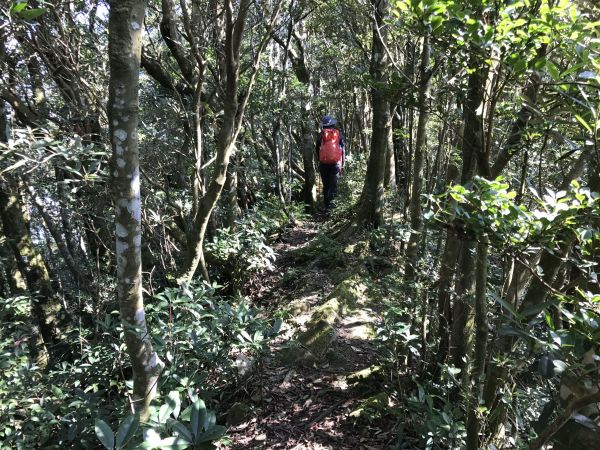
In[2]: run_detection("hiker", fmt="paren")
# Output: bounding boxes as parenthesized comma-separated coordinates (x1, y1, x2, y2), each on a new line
(316, 115, 345, 211)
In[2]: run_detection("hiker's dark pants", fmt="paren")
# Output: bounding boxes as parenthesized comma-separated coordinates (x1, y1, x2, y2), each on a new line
(319, 162, 340, 209)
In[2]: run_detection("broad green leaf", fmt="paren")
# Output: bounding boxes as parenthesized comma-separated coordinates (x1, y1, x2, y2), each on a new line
(546, 61, 560, 80)
(115, 414, 139, 448)
(167, 419, 193, 442)
(95, 419, 115, 450)
(491, 292, 522, 321)
(10, 2, 27, 13)
(190, 398, 207, 438)
(167, 391, 181, 419)
(196, 425, 227, 443)
(155, 436, 191, 449)
(159, 403, 174, 424)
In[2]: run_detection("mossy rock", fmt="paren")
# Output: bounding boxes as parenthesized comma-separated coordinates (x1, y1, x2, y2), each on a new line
(278, 273, 369, 367)
(327, 273, 368, 309)
(343, 240, 369, 257)
(347, 365, 385, 394)
(278, 320, 335, 367)
(349, 392, 390, 420)
(345, 321, 377, 340)
(287, 298, 311, 316)
(299, 319, 335, 349)
(310, 298, 342, 324)
(293, 235, 345, 269)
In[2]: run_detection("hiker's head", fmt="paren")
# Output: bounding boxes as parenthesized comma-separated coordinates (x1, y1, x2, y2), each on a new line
(321, 115, 337, 128)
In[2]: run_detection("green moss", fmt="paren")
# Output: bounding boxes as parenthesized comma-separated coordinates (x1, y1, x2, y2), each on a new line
(293, 234, 345, 269)
(310, 298, 342, 324)
(327, 274, 368, 309)
(346, 365, 385, 394)
(278, 320, 335, 367)
(286, 298, 311, 316)
(349, 392, 390, 420)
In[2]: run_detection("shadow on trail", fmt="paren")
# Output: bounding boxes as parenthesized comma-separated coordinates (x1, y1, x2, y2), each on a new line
(227, 218, 396, 449)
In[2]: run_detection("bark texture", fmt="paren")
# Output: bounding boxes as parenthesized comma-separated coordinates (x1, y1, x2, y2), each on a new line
(405, 34, 431, 289)
(108, 0, 162, 419)
(356, 0, 389, 228)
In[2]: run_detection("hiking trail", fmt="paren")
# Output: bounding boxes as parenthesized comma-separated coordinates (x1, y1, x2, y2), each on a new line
(226, 219, 395, 449)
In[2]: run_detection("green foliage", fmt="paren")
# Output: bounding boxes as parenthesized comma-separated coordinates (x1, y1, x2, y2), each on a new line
(294, 233, 345, 269)
(0, 282, 280, 448)
(149, 283, 280, 395)
(429, 176, 600, 251)
(94, 393, 226, 450)
(206, 195, 306, 287)
(369, 223, 410, 257)
(406, 381, 467, 450)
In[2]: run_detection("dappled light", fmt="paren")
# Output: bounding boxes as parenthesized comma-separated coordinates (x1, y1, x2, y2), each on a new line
(0, 0, 599, 449)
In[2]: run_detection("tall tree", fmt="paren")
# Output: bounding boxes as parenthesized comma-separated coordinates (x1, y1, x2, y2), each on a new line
(108, 0, 162, 419)
(179, 0, 281, 282)
(356, 0, 390, 228)
(404, 33, 431, 292)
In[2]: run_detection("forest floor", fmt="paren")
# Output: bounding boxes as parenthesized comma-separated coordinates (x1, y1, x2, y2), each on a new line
(225, 217, 398, 449)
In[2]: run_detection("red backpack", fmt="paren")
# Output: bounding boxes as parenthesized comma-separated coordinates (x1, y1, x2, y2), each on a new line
(319, 128, 342, 164)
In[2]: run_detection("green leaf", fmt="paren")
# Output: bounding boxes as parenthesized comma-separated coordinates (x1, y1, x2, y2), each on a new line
(115, 414, 139, 448)
(18, 8, 47, 20)
(10, 2, 27, 13)
(575, 114, 593, 133)
(190, 399, 207, 438)
(159, 403, 174, 424)
(166, 419, 193, 442)
(95, 419, 115, 450)
(272, 318, 283, 335)
(491, 292, 522, 321)
(155, 436, 191, 449)
(546, 61, 560, 80)
(167, 391, 181, 419)
(51, 385, 64, 399)
(196, 425, 227, 443)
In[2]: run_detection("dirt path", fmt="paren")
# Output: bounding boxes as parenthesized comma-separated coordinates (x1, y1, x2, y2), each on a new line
(227, 220, 391, 449)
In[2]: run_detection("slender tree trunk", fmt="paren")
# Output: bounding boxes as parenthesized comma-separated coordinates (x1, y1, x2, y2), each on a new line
(405, 34, 431, 291)
(301, 108, 317, 208)
(491, 46, 546, 178)
(180, 0, 279, 282)
(108, 0, 162, 420)
(384, 109, 396, 188)
(356, 0, 389, 228)
(224, 158, 241, 230)
(480, 146, 592, 445)
(26, 185, 94, 296)
(466, 235, 489, 450)
(449, 58, 487, 371)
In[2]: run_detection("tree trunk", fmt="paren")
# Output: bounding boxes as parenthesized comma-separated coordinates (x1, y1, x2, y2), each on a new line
(108, 0, 163, 420)
(179, 0, 278, 282)
(302, 106, 318, 209)
(405, 34, 431, 291)
(384, 111, 396, 188)
(0, 178, 61, 368)
(356, 0, 389, 228)
(466, 235, 489, 450)
(449, 58, 487, 371)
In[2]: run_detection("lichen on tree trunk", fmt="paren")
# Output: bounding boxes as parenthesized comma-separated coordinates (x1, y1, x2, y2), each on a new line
(108, 0, 163, 419)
